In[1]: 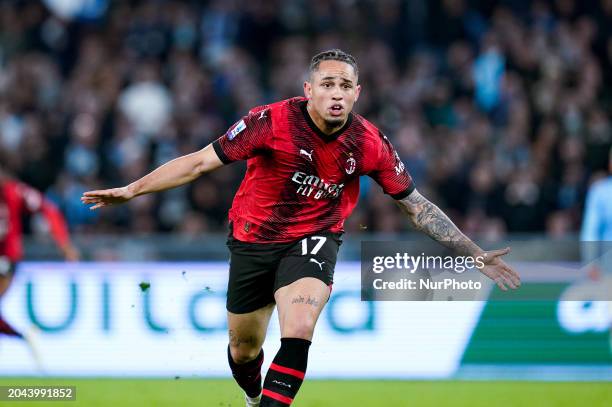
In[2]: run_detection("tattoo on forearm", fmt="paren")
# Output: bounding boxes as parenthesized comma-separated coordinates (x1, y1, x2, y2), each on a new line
(398, 191, 481, 257)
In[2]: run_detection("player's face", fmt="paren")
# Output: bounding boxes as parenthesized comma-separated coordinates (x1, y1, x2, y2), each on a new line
(304, 60, 361, 130)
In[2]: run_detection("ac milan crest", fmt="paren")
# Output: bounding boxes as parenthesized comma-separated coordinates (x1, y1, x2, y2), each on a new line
(345, 157, 356, 175)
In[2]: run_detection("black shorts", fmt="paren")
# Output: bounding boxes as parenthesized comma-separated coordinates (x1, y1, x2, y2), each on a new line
(226, 227, 342, 314)
(0, 256, 16, 277)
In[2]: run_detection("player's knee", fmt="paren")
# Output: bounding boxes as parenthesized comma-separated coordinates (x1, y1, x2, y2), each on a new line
(229, 342, 261, 364)
(283, 315, 317, 340)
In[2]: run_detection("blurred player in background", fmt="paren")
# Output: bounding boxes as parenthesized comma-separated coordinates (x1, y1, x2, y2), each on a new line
(581, 146, 612, 351)
(0, 163, 79, 345)
(82, 49, 520, 407)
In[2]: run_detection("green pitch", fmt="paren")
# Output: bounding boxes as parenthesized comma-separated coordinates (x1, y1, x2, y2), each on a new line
(0, 378, 610, 406)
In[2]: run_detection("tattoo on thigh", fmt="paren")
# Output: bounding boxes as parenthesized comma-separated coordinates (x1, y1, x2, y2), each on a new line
(306, 296, 320, 307)
(291, 295, 319, 307)
(228, 329, 255, 347)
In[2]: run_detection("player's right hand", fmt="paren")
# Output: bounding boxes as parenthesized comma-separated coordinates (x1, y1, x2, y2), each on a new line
(477, 247, 521, 291)
(81, 186, 134, 210)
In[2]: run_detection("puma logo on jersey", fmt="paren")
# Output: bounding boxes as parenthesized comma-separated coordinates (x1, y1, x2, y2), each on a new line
(258, 109, 267, 120)
(309, 258, 325, 270)
(300, 149, 313, 161)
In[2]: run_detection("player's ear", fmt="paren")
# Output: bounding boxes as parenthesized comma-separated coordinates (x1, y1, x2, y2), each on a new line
(355, 83, 361, 102)
(304, 80, 312, 98)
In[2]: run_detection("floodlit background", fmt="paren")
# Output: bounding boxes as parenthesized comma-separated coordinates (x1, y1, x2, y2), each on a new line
(0, 0, 611, 406)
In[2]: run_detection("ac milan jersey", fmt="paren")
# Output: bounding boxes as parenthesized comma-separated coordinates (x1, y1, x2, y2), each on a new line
(0, 180, 69, 262)
(213, 97, 415, 243)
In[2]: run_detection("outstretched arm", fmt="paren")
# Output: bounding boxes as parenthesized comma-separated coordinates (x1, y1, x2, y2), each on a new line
(81, 143, 224, 210)
(396, 189, 482, 256)
(396, 189, 521, 290)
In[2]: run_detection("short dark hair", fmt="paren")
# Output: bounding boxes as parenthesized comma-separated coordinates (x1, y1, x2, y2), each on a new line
(309, 49, 358, 78)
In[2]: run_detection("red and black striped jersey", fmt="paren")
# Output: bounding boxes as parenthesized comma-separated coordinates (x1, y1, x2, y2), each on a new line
(213, 97, 415, 243)
(0, 179, 70, 261)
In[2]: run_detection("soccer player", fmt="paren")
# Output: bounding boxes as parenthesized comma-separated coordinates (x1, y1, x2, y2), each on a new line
(0, 165, 79, 342)
(581, 146, 612, 352)
(82, 49, 520, 406)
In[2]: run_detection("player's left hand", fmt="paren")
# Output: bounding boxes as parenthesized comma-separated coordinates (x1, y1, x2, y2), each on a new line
(478, 247, 521, 291)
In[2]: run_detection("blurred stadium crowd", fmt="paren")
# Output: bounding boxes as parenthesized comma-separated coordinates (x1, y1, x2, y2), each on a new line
(0, 0, 610, 240)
